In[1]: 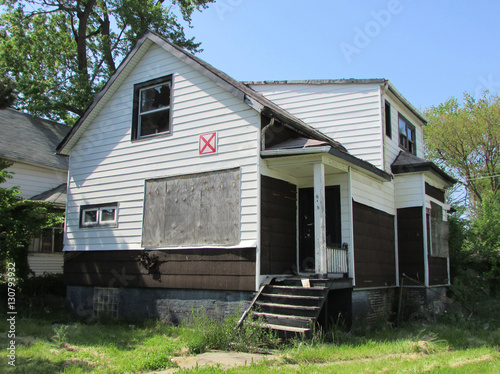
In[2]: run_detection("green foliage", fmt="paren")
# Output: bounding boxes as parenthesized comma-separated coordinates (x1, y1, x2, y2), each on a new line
(0, 74, 16, 109)
(425, 92, 500, 299)
(183, 309, 280, 354)
(0, 0, 213, 124)
(424, 92, 500, 208)
(51, 324, 69, 347)
(463, 192, 500, 296)
(1, 300, 500, 373)
(0, 160, 64, 281)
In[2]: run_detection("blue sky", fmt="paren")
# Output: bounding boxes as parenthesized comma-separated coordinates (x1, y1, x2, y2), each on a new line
(183, 0, 500, 111)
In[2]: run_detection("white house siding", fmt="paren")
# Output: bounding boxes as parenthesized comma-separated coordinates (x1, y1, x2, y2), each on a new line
(383, 91, 426, 172)
(351, 170, 395, 216)
(394, 173, 425, 209)
(251, 83, 385, 169)
(3, 162, 67, 198)
(27, 253, 64, 276)
(65, 43, 261, 252)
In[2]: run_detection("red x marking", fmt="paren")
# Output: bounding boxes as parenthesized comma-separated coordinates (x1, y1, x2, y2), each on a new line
(199, 132, 217, 155)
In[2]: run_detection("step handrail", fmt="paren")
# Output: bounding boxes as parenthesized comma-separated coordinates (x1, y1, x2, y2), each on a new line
(235, 277, 272, 329)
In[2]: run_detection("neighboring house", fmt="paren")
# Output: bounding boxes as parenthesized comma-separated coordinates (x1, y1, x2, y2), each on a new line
(57, 31, 454, 328)
(0, 108, 70, 276)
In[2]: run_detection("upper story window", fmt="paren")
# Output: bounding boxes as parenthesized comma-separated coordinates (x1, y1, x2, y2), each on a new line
(80, 203, 118, 228)
(398, 114, 416, 155)
(384, 100, 392, 138)
(132, 75, 172, 140)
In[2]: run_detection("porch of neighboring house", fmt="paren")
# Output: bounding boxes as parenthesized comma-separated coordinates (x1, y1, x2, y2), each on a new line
(28, 183, 67, 276)
(249, 147, 357, 334)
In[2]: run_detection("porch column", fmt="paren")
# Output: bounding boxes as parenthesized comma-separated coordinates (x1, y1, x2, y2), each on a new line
(314, 162, 327, 274)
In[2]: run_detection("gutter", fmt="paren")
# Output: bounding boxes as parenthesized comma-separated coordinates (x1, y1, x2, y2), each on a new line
(385, 81, 428, 125)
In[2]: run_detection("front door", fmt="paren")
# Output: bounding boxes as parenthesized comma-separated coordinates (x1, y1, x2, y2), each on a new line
(299, 186, 341, 273)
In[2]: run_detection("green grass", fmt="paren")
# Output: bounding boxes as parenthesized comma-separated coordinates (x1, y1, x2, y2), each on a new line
(0, 298, 499, 373)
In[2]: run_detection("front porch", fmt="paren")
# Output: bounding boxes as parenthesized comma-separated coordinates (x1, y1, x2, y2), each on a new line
(260, 151, 355, 280)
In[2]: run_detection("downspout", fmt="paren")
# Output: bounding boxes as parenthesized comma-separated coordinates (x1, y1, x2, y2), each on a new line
(261, 117, 275, 151)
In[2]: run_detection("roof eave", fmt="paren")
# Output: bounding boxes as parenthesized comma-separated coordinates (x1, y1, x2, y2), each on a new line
(385, 81, 428, 125)
(328, 148, 392, 182)
(392, 163, 457, 186)
(57, 33, 156, 155)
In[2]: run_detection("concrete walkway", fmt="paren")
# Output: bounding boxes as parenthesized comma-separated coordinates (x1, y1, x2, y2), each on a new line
(151, 350, 275, 373)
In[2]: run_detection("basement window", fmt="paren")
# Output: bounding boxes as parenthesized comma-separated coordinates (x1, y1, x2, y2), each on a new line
(132, 75, 172, 140)
(80, 203, 118, 228)
(94, 287, 119, 319)
(398, 114, 416, 155)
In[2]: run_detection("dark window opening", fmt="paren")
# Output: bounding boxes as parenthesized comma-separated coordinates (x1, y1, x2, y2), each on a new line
(398, 114, 416, 155)
(29, 225, 64, 253)
(132, 75, 172, 140)
(385, 100, 392, 138)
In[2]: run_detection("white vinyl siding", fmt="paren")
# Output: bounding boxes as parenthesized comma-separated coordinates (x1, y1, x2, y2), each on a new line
(65, 43, 260, 251)
(351, 169, 395, 215)
(383, 91, 426, 171)
(394, 173, 425, 209)
(27, 253, 64, 276)
(251, 83, 384, 169)
(2, 162, 67, 198)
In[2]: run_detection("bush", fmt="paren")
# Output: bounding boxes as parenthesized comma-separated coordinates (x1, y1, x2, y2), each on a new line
(0, 273, 66, 319)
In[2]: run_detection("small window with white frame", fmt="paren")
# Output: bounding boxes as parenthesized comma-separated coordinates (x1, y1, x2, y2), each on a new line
(80, 203, 118, 228)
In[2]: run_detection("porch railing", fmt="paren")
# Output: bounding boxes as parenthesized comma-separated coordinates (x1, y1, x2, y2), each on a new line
(327, 247, 348, 275)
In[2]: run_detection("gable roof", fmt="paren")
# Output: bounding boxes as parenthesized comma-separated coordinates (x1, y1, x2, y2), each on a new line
(391, 151, 456, 185)
(0, 108, 70, 171)
(30, 183, 67, 208)
(57, 30, 347, 155)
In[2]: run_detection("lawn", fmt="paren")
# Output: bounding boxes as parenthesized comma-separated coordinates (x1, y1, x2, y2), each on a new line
(1, 297, 499, 373)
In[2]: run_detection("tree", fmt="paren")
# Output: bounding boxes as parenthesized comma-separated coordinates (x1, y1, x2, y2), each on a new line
(424, 92, 500, 209)
(463, 192, 500, 297)
(0, 0, 213, 124)
(0, 159, 64, 281)
(0, 75, 17, 109)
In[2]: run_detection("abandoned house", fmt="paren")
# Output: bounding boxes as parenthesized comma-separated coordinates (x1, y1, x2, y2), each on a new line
(57, 31, 454, 329)
(0, 108, 70, 276)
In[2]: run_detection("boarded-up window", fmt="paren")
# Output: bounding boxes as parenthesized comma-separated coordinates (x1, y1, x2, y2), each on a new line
(429, 202, 449, 258)
(142, 169, 240, 247)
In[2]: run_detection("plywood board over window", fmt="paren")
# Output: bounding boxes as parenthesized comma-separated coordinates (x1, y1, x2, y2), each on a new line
(142, 168, 241, 247)
(429, 202, 449, 258)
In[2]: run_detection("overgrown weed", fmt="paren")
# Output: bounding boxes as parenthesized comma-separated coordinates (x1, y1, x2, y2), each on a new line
(182, 308, 280, 354)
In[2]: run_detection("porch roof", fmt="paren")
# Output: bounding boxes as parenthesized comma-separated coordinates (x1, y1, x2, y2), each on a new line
(262, 140, 391, 181)
(391, 151, 456, 186)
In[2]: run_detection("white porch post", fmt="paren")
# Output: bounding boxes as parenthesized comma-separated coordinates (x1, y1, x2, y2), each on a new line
(314, 162, 327, 274)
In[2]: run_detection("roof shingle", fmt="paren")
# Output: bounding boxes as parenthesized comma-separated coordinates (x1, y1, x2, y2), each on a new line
(0, 108, 70, 170)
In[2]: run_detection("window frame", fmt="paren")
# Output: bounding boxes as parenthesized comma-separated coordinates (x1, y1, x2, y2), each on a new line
(80, 203, 118, 228)
(28, 223, 64, 253)
(131, 74, 173, 140)
(398, 113, 416, 155)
